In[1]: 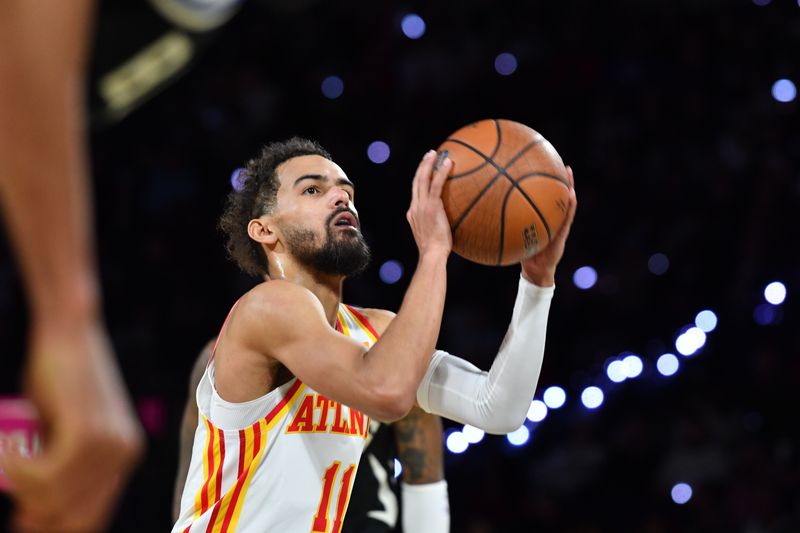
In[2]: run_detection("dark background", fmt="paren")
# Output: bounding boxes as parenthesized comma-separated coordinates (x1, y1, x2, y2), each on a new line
(1, 0, 798, 531)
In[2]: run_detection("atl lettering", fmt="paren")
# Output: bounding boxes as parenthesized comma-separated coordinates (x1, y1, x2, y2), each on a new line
(286, 394, 370, 438)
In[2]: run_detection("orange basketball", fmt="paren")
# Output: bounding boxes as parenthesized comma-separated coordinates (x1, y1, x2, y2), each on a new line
(438, 118, 571, 266)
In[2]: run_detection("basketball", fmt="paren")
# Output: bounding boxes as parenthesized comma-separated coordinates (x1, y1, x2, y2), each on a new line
(438, 118, 571, 266)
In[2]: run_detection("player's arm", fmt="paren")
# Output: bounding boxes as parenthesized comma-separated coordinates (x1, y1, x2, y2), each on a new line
(393, 407, 449, 533)
(0, 2, 143, 531)
(233, 151, 452, 422)
(172, 341, 213, 521)
(415, 169, 578, 434)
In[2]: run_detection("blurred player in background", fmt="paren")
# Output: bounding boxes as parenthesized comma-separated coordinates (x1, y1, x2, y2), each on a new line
(174, 341, 449, 532)
(0, 0, 243, 530)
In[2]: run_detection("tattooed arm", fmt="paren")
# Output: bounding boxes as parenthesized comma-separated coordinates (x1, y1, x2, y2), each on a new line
(393, 407, 450, 532)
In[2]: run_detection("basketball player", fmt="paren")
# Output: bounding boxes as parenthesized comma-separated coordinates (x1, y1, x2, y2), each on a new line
(172, 137, 576, 532)
(173, 343, 449, 532)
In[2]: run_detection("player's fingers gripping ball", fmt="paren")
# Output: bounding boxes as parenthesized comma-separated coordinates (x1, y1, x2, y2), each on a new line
(438, 118, 571, 265)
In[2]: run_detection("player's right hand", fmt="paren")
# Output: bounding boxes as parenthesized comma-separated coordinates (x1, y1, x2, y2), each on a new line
(0, 319, 144, 533)
(406, 150, 453, 258)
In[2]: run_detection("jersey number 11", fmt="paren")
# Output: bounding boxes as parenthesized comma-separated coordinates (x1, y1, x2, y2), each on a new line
(312, 461, 357, 533)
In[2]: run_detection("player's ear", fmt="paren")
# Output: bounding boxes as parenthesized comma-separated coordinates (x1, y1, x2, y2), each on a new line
(247, 216, 279, 247)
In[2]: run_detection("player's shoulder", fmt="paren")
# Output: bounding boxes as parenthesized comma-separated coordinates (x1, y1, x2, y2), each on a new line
(240, 280, 321, 315)
(349, 307, 395, 335)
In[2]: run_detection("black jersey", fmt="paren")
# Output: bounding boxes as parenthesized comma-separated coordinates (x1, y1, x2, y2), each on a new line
(88, 0, 244, 128)
(342, 420, 401, 533)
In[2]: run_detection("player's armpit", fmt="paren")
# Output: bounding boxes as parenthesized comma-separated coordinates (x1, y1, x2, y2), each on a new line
(232, 281, 413, 422)
(392, 406, 444, 484)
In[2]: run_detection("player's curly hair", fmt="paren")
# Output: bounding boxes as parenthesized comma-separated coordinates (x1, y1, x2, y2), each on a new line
(219, 137, 331, 277)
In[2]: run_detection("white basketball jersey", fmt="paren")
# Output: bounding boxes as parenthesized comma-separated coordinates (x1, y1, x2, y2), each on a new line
(173, 304, 380, 533)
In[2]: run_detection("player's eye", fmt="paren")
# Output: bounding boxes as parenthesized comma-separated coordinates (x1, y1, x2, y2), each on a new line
(303, 186, 319, 195)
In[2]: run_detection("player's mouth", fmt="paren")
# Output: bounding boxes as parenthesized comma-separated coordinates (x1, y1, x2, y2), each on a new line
(331, 211, 359, 230)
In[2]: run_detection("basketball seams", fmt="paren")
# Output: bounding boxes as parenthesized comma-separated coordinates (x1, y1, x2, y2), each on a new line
(446, 136, 552, 241)
(513, 171, 570, 188)
(497, 185, 517, 265)
(444, 119, 503, 180)
(451, 174, 504, 233)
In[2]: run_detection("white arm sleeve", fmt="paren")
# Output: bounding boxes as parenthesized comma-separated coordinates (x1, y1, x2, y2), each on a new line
(416, 275, 553, 434)
(401, 481, 450, 533)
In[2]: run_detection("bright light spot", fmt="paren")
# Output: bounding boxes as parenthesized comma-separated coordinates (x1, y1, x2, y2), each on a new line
(656, 353, 680, 377)
(379, 260, 403, 284)
(671, 483, 693, 504)
(543, 386, 566, 409)
(772, 79, 797, 103)
(764, 281, 787, 305)
(526, 400, 548, 423)
(752, 0, 771, 5)
(675, 327, 706, 356)
(494, 52, 518, 76)
(606, 360, 627, 383)
(394, 458, 402, 478)
(230, 168, 245, 191)
(622, 354, 644, 378)
(581, 386, 604, 409)
(401, 14, 426, 39)
(506, 425, 530, 446)
(753, 303, 778, 325)
(694, 310, 718, 333)
(321, 76, 344, 99)
(367, 141, 391, 164)
(446, 431, 469, 454)
(462, 424, 485, 444)
(573, 266, 598, 290)
(648, 253, 670, 275)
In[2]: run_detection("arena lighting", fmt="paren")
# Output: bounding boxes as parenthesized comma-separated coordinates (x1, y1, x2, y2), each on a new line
(622, 354, 643, 379)
(494, 53, 518, 76)
(752, 0, 771, 6)
(694, 310, 718, 332)
(656, 353, 680, 377)
(506, 425, 530, 446)
(230, 168, 245, 191)
(400, 14, 426, 39)
(606, 360, 627, 383)
(321, 75, 344, 99)
(573, 266, 598, 289)
(393, 459, 402, 478)
(378, 260, 403, 284)
(526, 400, 547, 423)
(581, 387, 604, 409)
(772, 79, 797, 103)
(648, 253, 670, 275)
(448, 299, 735, 458)
(675, 327, 706, 356)
(671, 483, 693, 504)
(367, 141, 391, 164)
(542, 386, 566, 409)
(764, 281, 787, 305)
(462, 425, 485, 444)
(445, 431, 469, 454)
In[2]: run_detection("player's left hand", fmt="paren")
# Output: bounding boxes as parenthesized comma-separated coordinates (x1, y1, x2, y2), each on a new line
(521, 166, 577, 287)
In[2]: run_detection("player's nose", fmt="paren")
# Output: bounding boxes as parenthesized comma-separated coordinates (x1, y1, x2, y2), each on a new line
(329, 186, 350, 207)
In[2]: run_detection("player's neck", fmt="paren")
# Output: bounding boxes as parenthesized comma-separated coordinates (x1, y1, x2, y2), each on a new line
(271, 258, 344, 326)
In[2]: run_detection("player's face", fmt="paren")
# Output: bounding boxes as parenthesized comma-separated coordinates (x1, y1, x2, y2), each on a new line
(272, 155, 370, 277)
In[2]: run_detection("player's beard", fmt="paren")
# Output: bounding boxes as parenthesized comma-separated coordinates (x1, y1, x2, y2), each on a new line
(282, 213, 371, 278)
